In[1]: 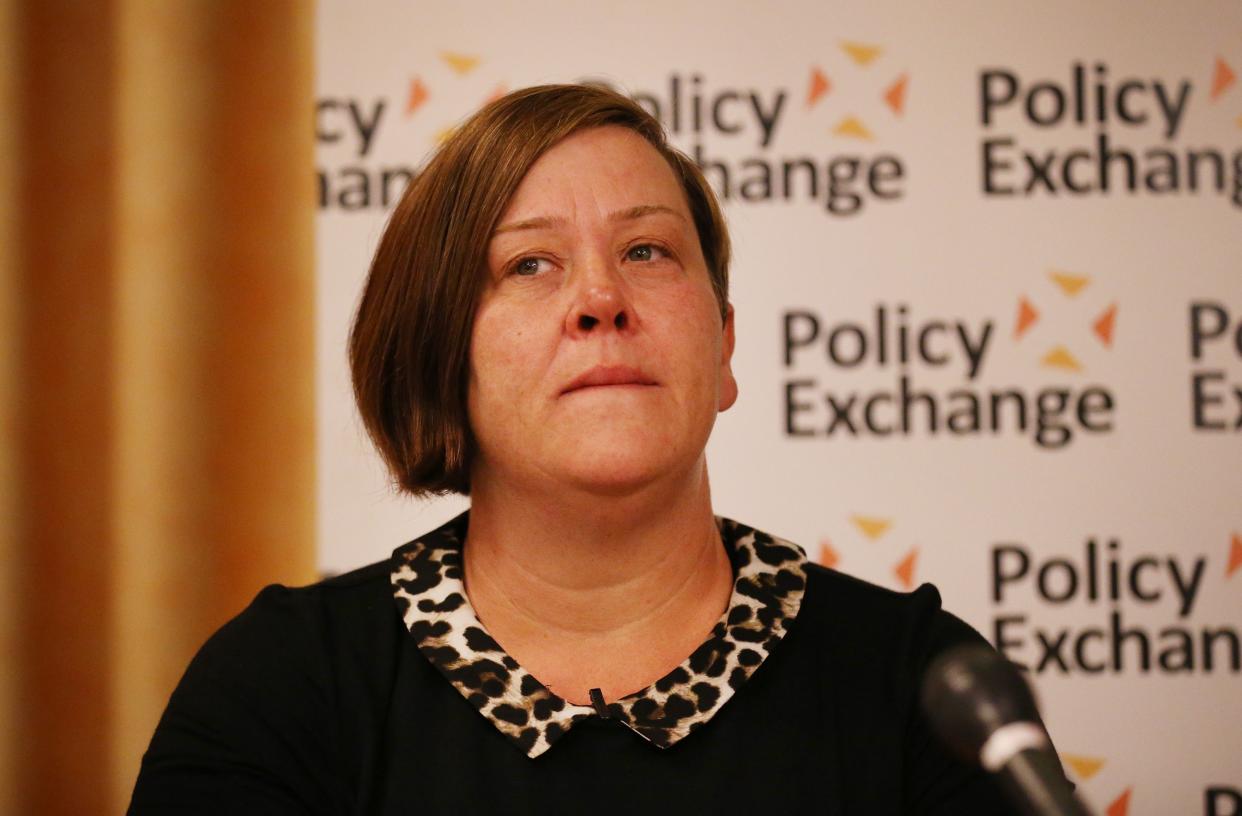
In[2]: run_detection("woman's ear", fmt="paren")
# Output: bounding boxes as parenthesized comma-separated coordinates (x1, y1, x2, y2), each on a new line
(719, 304, 738, 412)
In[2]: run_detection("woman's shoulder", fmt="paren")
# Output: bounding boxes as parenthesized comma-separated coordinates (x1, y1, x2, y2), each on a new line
(801, 560, 944, 618)
(205, 557, 397, 656)
(158, 555, 405, 732)
(130, 557, 406, 813)
(796, 560, 994, 674)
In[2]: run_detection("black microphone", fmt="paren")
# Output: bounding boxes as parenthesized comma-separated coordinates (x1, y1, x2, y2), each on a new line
(920, 645, 1092, 816)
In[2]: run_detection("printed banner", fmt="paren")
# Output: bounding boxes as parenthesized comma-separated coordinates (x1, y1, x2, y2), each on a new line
(316, 3, 1242, 813)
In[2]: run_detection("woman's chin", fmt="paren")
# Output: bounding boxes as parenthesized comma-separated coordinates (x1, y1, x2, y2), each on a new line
(545, 443, 691, 498)
(473, 424, 708, 499)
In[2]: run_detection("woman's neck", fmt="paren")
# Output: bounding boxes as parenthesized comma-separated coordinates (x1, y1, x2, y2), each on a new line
(462, 463, 733, 706)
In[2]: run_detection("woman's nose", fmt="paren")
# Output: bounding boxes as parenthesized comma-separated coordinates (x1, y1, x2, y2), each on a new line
(566, 261, 633, 336)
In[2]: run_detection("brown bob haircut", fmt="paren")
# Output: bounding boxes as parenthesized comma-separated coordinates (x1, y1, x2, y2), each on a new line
(349, 83, 731, 497)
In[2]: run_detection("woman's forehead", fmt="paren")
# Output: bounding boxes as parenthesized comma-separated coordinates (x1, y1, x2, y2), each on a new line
(497, 126, 690, 228)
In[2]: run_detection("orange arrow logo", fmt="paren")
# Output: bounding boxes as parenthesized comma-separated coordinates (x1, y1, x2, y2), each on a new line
(406, 77, 429, 115)
(894, 547, 918, 589)
(1227, 533, 1242, 579)
(1063, 754, 1105, 780)
(1050, 270, 1090, 297)
(1106, 787, 1132, 816)
(884, 74, 908, 116)
(1211, 57, 1236, 101)
(841, 41, 882, 67)
(1093, 303, 1117, 347)
(1041, 346, 1082, 372)
(440, 51, 480, 75)
(818, 539, 840, 569)
(807, 67, 831, 107)
(833, 116, 874, 140)
(851, 516, 892, 540)
(1015, 296, 1039, 339)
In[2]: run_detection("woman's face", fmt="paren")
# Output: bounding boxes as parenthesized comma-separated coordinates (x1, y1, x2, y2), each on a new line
(468, 125, 736, 496)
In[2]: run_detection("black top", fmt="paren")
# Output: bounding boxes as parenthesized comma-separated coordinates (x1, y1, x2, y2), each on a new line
(129, 515, 1029, 814)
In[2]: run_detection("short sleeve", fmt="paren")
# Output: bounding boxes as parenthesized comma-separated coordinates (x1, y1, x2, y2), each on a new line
(128, 584, 350, 815)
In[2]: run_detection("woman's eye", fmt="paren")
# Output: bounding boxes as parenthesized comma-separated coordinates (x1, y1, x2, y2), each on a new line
(626, 244, 664, 262)
(512, 257, 547, 276)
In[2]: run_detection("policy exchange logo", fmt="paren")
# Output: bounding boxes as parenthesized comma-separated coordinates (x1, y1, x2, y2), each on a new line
(991, 531, 1242, 814)
(781, 269, 1121, 449)
(804, 40, 909, 143)
(1014, 269, 1117, 375)
(979, 50, 1242, 208)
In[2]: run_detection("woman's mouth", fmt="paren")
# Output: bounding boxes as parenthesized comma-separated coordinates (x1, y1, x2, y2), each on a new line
(561, 365, 659, 394)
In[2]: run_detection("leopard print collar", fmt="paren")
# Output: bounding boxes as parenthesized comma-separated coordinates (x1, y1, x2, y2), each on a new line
(390, 513, 807, 759)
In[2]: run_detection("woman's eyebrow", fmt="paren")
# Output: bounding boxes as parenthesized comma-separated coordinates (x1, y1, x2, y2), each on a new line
(492, 215, 566, 236)
(492, 205, 685, 237)
(609, 204, 685, 223)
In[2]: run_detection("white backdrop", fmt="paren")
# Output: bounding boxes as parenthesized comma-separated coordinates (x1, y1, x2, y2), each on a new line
(316, 3, 1242, 813)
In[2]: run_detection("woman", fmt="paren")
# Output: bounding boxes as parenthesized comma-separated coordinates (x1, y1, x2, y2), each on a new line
(131, 84, 1041, 813)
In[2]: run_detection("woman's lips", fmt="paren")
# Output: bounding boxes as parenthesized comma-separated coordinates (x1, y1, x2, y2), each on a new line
(561, 365, 659, 394)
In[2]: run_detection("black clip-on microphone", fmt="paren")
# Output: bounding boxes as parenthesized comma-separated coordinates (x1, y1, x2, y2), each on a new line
(920, 645, 1094, 816)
